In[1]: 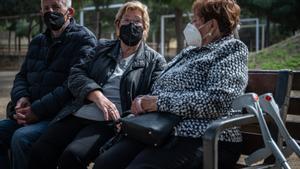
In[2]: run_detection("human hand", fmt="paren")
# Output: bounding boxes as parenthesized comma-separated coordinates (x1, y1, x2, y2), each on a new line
(14, 106, 38, 124)
(13, 105, 31, 125)
(15, 97, 30, 110)
(13, 112, 27, 125)
(131, 96, 144, 115)
(24, 111, 39, 124)
(131, 95, 158, 115)
(14, 105, 29, 124)
(87, 90, 120, 121)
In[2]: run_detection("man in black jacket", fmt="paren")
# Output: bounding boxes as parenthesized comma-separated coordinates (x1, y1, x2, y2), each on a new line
(0, 0, 96, 169)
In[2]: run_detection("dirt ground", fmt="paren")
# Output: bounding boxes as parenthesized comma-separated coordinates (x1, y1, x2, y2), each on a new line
(0, 98, 8, 118)
(0, 71, 299, 168)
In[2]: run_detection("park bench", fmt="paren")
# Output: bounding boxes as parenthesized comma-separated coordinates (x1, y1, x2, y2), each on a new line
(5, 70, 299, 168)
(203, 70, 300, 169)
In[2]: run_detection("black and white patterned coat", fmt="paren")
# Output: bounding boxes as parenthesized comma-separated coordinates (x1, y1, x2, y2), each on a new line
(151, 36, 248, 142)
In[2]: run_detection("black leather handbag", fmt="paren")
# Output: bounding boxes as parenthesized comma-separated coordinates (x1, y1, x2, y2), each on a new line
(120, 112, 180, 147)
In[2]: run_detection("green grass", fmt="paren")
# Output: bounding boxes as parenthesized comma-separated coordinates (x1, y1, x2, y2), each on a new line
(248, 34, 300, 70)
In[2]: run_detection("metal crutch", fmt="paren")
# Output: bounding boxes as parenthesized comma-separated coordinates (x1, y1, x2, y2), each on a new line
(232, 93, 291, 169)
(259, 93, 300, 158)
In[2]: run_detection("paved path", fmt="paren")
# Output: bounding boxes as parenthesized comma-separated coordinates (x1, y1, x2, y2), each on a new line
(0, 71, 17, 118)
(0, 71, 17, 98)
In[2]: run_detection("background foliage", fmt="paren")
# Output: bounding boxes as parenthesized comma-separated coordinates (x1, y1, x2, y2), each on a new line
(0, 0, 300, 69)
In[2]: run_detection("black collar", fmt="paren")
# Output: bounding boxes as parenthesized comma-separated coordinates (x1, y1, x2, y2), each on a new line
(44, 18, 76, 44)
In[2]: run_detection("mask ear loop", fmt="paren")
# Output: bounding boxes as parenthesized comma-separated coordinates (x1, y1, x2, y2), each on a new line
(198, 20, 213, 40)
(65, 9, 70, 19)
(188, 12, 193, 23)
(59, 10, 71, 31)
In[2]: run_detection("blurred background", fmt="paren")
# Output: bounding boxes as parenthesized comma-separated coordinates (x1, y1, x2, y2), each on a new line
(0, 0, 300, 69)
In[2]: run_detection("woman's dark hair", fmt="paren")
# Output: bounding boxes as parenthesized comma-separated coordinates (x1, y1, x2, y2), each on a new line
(193, 0, 240, 36)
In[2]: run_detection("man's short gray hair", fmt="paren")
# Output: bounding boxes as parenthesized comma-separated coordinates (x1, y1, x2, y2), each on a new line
(41, 0, 72, 8)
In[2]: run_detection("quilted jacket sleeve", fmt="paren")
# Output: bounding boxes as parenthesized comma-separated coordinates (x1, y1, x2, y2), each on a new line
(10, 54, 30, 104)
(157, 40, 248, 118)
(31, 33, 97, 120)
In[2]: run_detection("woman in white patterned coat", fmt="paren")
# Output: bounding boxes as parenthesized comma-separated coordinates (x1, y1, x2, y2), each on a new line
(93, 0, 248, 169)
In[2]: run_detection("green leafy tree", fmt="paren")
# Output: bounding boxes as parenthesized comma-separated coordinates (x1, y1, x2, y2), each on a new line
(0, 0, 39, 51)
(156, 0, 193, 52)
(238, 0, 300, 47)
(270, 0, 300, 32)
(90, 0, 114, 38)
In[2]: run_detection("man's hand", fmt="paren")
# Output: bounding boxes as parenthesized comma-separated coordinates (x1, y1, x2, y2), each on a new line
(15, 97, 30, 110)
(131, 95, 158, 115)
(13, 106, 39, 125)
(87, 90, 120, 121)
(24, 111, 39, 124)
(13, 104, 31, 125)
(13, 112, 27, 125)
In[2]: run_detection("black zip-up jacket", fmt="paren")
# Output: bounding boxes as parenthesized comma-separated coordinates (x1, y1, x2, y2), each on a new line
(10, 18, 97, 120)
(52, 39, 166, 123)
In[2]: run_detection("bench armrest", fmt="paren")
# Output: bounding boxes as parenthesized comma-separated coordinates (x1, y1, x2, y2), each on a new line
(203, 114, 258, 169)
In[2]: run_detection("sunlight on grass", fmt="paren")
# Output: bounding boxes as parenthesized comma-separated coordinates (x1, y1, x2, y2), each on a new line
(248, 34, 300, 70)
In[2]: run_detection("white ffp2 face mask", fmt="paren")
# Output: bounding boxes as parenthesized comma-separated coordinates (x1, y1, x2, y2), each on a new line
(183, 23, 202, 47)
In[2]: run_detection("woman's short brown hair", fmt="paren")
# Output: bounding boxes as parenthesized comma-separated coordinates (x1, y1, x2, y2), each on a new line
(114, 1, 150, 40)
(193, 0, 240, 36)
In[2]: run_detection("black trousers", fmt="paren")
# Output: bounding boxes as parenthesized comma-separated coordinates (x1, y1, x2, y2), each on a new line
(93, 136, 242, 169)
(28, 115, 114, 169)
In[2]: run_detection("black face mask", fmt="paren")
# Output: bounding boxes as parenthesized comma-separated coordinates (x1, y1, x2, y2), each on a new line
(44, 11, 66, 31)
(119, 23, 143, 46)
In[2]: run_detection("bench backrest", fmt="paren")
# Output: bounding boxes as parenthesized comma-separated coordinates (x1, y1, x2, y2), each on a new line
(286, 71, 300, 142)
(241, 70, 293, 155)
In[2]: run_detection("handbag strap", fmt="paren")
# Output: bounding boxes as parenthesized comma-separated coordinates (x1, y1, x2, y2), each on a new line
(99, 132, 123, 155)
(98, 110, 140, 154)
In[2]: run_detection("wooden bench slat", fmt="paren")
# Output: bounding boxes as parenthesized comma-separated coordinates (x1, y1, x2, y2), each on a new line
(241, 116, 273, 134)
(246, 73, 278, 95)
(287, 97, 300, 116)
(286, 122, 300, 141)
(291, 71, 300, 90)
(286, 114, 300, 123)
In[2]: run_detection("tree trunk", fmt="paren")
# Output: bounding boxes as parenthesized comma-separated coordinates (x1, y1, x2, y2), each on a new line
(18, 36, 21, 53)
(96, 11, 102, 39)
(93, 0, 102, 39)
(8, 30, 11, 54)
(39, 15, 44, 33)
(265, 15, 270, 47)
(175, 8, 184, 53)
(156, 27, 161, 52)
(28, 19, 33, 46)
(15, 33, 17, 53)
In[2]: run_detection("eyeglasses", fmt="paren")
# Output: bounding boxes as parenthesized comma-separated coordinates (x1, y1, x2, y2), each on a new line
(120, 18, 143, 26)
(43, 3, 63, 12)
